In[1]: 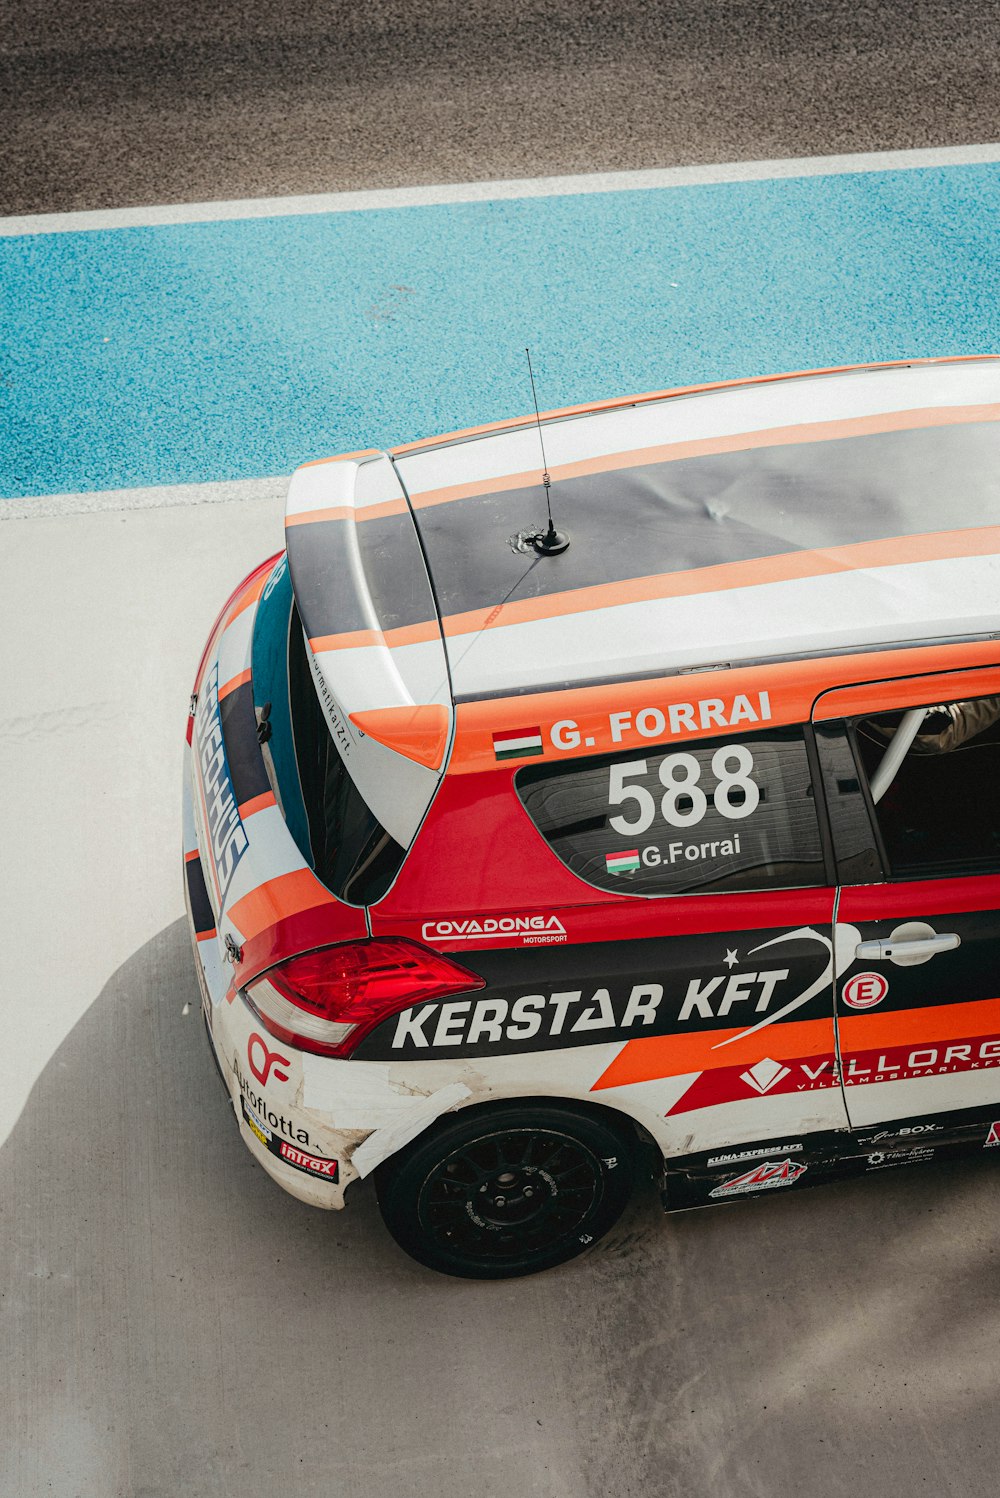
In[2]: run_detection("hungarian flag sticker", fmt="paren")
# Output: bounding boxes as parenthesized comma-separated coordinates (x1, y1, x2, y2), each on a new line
(492, 726, 543, 761)
(605, 849, 641, 876)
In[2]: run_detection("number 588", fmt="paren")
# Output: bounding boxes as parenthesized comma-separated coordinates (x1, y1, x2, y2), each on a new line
(608, 745, 759, 835)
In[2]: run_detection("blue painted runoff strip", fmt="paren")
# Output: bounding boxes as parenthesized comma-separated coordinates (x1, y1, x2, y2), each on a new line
(2, 163, 999, 499)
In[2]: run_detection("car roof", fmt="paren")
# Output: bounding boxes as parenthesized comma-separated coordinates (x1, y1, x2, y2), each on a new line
(389, 357, 1000, 701)
(284, 357, 1000, 772)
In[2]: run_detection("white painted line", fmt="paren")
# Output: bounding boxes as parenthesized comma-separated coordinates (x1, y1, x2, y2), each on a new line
(0, 475, 287, 520)
(3, 144, 999, 236)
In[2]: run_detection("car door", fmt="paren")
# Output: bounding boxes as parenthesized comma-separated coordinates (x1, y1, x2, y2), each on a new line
(509, 718, 852, 1162)
(813, 665, 1000, 1137)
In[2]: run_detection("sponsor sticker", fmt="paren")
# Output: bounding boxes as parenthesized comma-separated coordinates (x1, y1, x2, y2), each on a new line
(383, 931, 819, 1058)
(369, 923, 848, 1062)
(605, 849, 641, 876)
(421, 914, 567, 946)
(247, 1032, 290, 1085)
(866, 1147, 934, 1171)
(194, 663, 249, 902)
(640, 835, 742, 868)
(842, 972, 889, 1010)
(859, 1124, 942, 1145)
(243, 1097, 271, 1147)
(277, 1141, 339, 1179)
(709, 1159, 806, 1198)
(985, 1122, 1000, 1148)
(740, 1058, 791, 1095)
(707, 1142, 804, 1168)
(670, 1035, 1000, 1115)
(240, 1097, 339, 1182)
(493, 726, 543, 761)
(548, 691, 774, 755)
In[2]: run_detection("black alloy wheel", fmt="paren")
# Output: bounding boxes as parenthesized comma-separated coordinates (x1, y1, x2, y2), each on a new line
(374, 1103, 635, 1279)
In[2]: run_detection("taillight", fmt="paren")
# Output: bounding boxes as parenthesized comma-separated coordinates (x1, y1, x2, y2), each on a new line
(243, 938, 486, 1058)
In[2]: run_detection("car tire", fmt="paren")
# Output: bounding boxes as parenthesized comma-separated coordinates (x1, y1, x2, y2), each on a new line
(374, 1102, 635, 1279)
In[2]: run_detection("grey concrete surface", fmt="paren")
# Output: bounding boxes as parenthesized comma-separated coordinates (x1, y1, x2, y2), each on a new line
(4, 0, 1000, 212)
(0, 498, 284, 1146)
(5, 915, 1000, 1497)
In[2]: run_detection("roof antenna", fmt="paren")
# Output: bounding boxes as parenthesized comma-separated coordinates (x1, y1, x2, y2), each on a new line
(525, 348, 570, 555)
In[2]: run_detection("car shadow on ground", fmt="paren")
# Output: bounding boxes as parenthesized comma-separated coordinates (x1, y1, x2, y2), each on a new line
(0, 918, 662, 1498)
(4, 918, 1000, 1498)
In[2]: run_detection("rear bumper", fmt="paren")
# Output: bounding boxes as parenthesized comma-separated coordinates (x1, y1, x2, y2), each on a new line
(184, 736, 477, 1208)
(183, 742, 357, 1208)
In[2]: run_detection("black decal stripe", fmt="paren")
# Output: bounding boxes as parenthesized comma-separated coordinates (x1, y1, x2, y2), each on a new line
(219, 682, 272, 806)
(358, 908, 1000, 1062)
(665, 1105, 1000, 1211)
(410, 422, 1000, 621)
(185, 854, 215, 935)
(839, 910, 1000, 1017)
(355, 927, 837, 1060)
(286, 512, 440, 639)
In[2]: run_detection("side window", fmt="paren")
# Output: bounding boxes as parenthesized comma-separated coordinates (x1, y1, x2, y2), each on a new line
(516, 726, 826, 896)
(851, 693, 1000, 880)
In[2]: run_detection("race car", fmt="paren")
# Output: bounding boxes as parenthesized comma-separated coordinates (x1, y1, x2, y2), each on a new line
(183, 354, 1000, 1278)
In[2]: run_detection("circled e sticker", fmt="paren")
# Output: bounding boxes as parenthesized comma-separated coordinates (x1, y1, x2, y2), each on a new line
(842, 971, 889, 1010)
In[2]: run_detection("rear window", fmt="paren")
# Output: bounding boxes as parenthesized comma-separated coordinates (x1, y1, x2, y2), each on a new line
(516, 726, 826, 896)
(251, 557, 405, 905)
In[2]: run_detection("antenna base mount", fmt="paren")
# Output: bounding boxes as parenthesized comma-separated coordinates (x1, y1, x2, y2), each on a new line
(532, 523, 570, 556)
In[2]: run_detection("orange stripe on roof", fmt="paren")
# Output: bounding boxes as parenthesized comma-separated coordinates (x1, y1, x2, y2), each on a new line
(437, 524, 1000, 643)
(287, 504, 353, 525)
(310, 628, 385, 652)
(227, 868, 336, 942)
(286, 496, 409, 527)
(404, 402, 1000, 513)
(309, 619, 440, 653)
(184, 848, 200, 864)
(218, 667, 252, 700)
(238, 791, 277, 820)
(382, 620, 441, 648)
(297, 449, 380, 468)
(196, 927, 218, 943)
(301, 525, 1000, 666)
(389, 357, 997, 456)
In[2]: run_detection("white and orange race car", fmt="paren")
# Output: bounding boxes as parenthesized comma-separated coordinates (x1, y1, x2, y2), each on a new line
(184, 354, 1000, 1278)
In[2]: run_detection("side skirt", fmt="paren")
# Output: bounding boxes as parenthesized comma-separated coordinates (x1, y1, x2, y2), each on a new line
(662, 1105, 1000, 1210)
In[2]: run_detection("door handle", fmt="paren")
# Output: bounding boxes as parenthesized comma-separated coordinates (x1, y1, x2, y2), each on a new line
(855, 933, 961, 962)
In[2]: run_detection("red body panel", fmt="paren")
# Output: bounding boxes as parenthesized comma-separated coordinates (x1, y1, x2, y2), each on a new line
(371, 764, 833, 947)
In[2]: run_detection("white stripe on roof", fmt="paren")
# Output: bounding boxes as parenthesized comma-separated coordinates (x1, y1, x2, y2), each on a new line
(396, 361, 1000, 500)
(446, 552, 1000, 697)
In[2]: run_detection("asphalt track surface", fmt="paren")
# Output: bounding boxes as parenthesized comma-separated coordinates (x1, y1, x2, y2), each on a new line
(5, 0, 1000, 212)
(5, 5, 1000, 1496)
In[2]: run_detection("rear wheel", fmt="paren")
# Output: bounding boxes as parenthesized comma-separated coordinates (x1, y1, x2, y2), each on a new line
(374, 1103, 635, 1279)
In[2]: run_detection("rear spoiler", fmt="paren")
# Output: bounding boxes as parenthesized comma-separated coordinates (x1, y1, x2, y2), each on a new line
(284, 451, 453, 850)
